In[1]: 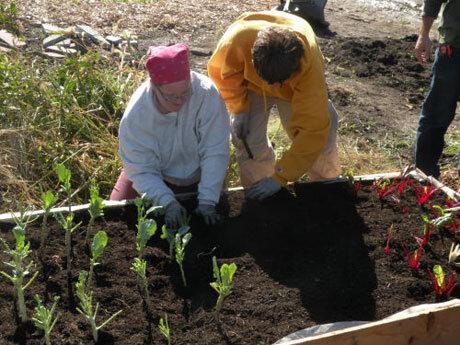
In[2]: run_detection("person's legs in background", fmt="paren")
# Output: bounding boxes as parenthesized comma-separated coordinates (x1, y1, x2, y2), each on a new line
(415, 46, 460, 178)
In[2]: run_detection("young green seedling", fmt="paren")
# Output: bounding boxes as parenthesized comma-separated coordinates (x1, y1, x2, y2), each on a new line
(134, 197, 164, 258)
(175, 231, 192, 287)
(210, 256, 237, 313)
(56, 163, 72, 214)
(75, 270, 122, 343)
(55, 212, 81, 278)
(161, 221, 191, 258)
(384, 224, 394, 255)
(85, 178, 106, 245)
(130, 257, 152, 313)
(87, 231, 108, 290)
(39, 186, 58, 255)
(32, 295, 61, 345)
(0, 221, 39, 322)
(158, 314, 171, 345)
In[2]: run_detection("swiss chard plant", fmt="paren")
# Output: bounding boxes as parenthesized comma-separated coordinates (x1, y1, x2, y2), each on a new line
(85, 178, 106, 246)
(384, 224, 394, 255)
(75, 270, 123, 343)
(428, 265, 456, 297)
(39, 186, 58, 255)
(87, 231, 108, 290)
(371, 177, 399, 199)
(158, 313, 171, 345)
(130, 257, 152, 314)
(409, 181, 442, 205)
(414, 215, 434, 248)
(345, 170, 361, 198)
(32, 294, 61, 345)
(210, 256, 237, 313)
(403, 240, 422, 269)
(0, 211, 39, 323)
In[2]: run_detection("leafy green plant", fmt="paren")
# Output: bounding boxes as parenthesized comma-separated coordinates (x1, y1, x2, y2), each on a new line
(87, 231, 108, 290)
(134, 197, 164, 258)
(57, 163, 72, 212)
(32, 295, 61, 345)
(39, 187, 58, 255)
(0, 214, 39, 322)
(75, 270, 122, 342)
(85, 178, 106, 245)
(175, 231, 192, 287)
(0, 1, 20, 34)
(210, 256, 237, 313)
(55, 212, 81, 279)
(158, 314, 171, 345)
(136, 217, 157, 259)
(161, 222, 190, 258)
(130, 257, 152, 313)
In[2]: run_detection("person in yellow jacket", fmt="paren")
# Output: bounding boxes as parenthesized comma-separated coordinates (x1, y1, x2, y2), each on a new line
(208, 10, 341, 200)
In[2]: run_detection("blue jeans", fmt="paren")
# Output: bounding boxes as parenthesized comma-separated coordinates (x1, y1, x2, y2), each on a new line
(415, 45, 460, 178)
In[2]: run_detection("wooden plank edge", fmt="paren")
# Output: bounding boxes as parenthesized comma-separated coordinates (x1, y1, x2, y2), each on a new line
(276, 299, 460, 345)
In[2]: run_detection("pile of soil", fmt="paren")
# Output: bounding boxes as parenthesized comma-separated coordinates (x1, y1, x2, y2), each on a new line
(0, 176, 458, 345)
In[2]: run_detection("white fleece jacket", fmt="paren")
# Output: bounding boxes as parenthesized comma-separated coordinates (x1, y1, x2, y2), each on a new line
(119, 71, 230, 207)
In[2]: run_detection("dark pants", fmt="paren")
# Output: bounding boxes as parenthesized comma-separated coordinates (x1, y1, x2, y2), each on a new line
(415, 45, 460, 178)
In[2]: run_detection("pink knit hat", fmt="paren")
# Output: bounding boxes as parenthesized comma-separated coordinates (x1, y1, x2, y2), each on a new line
(145, 44, 191, 85)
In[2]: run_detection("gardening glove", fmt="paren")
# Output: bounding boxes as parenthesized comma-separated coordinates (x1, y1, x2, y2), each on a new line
(231, 112, 250, 140)
(193, 204, 222, 226)
(245, 177, 282, 201)
(165, 200, 187, 230)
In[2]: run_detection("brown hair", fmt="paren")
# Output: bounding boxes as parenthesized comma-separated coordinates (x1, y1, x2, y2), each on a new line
(252, 27, 304, 84)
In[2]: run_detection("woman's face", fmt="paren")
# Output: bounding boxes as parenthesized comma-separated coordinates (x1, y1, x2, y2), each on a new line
(153, 78, 191, 113)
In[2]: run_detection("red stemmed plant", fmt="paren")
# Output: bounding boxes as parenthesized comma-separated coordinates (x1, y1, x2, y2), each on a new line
(371, 177, 400, 199)
(391, 195, 408, 213)
(409, 181, 442, 205)
(430, 205, 460, 240)
(428, 265, 456, 297)
(403, 240, 422, 269)
(414, 215, 434, 248)
(445, 197, 460, 208)
(345, 170, 361, 198)
(384, 224, 394, 255)
(396, 176, 410, 195)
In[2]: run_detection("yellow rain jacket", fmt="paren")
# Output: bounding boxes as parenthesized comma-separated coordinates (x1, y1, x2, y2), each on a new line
(208, 11, 331, 186)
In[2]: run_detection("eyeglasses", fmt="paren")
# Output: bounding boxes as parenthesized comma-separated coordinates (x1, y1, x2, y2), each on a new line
(155, 85, 191, 103)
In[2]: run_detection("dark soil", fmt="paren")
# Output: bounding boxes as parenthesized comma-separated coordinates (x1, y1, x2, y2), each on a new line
(1, 177, 459, 345)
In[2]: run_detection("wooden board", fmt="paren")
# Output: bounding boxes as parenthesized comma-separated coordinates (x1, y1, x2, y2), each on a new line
(277, 299, 460, 345)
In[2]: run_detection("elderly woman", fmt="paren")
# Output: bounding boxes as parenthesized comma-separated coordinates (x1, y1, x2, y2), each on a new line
(110, 44, 230, 228)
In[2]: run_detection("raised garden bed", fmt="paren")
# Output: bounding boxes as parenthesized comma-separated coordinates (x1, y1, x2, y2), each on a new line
(0, 172, 459, 345)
